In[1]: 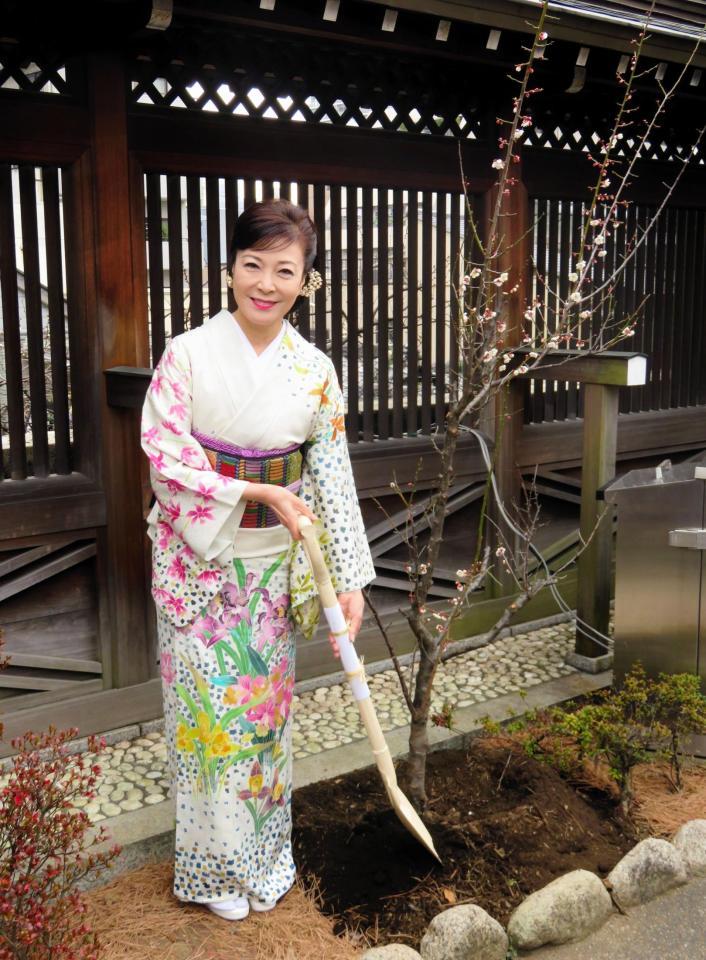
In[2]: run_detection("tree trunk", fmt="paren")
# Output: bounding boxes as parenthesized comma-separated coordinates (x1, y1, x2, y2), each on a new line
(407, 712, 430, 811)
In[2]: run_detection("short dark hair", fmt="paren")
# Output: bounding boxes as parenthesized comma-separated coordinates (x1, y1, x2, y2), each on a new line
(228, 198, 318, 276)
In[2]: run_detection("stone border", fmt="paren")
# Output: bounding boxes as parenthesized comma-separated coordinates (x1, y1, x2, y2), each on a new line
(360, 819, 706, 960)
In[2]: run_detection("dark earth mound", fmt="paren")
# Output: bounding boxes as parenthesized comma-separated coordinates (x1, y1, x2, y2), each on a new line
(293, 738, 643, 948)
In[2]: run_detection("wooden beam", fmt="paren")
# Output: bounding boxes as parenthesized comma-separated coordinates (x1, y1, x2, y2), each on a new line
(0, 543, 96, 603)
(105, 366, 153, 409)
(0, 678, 162, 757)
(131, 110, 495, 193)
(88, 54, 152, 688)
(515, 348, 648, 387)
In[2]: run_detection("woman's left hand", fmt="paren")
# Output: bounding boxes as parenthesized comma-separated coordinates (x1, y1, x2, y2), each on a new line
(328, 589, 364, 658)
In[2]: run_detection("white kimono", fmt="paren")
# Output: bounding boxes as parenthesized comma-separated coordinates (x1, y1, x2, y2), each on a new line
(140, 309, 375, 905)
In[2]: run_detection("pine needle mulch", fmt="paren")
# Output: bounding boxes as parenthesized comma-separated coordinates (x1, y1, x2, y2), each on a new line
(630, 759, 706, 837)
(84, 863, 362, 960)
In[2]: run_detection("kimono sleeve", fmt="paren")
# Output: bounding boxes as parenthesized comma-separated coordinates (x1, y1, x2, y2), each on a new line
(289, 358, 376, 639)
(140, 336, 249, 563)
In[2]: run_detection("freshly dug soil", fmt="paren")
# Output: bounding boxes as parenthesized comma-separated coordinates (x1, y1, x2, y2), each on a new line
(292, 737, 644, 949)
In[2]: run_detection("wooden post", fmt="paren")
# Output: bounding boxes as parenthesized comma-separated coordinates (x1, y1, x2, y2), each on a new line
(482, 164, 529, 596)
(571, 382, 618, 667)
(88, 54, 152, 687)
(515, 349, 647, 670)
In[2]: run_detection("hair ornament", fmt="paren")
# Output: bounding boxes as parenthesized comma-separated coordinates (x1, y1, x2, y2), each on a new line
(301, 268, 323, 297)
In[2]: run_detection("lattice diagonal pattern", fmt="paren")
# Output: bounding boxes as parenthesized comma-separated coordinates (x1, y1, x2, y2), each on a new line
(0, 57, 69, 96)
(129, 54, 483, 140)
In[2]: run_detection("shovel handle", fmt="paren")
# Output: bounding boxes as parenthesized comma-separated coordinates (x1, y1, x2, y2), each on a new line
(297, 516, 338, 608)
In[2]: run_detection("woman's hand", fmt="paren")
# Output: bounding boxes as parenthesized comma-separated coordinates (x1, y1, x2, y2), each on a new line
(328, 589, 364, 658)
(244, 483, 316, 540)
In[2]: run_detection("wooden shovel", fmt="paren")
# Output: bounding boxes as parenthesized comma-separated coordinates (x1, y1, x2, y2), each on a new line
(297, 516, 441, 862)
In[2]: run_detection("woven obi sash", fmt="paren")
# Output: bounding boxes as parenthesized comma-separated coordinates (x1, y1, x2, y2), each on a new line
(193, 430, 303, 529)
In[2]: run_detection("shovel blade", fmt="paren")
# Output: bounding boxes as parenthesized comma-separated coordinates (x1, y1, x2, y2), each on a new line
(383, 781, 441, 863)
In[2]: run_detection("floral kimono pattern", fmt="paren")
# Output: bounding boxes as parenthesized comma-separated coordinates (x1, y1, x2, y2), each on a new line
(142, 309, 375, 904)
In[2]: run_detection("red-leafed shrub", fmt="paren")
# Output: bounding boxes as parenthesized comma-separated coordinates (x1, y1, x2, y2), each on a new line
(0, 723, 121, 959)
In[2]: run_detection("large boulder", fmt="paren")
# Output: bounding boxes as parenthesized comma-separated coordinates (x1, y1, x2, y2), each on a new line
(362, 947, 422, 960)
(606, 837, 688, 907)
(420, 904, 507, 960)
(507, 869, 613, 950)
(672, 820, 706, 877)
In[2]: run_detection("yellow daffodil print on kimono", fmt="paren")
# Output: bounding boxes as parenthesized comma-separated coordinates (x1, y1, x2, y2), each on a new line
(170, 553, 294, 799)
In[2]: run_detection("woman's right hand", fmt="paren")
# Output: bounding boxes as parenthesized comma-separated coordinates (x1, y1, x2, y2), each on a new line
(244, 483, 316, 540)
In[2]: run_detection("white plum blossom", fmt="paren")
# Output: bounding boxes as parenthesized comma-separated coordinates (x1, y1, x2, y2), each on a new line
(593, 234, 606, 246)
(470, 267, 482, 279)
(570, 291, 582, 302)
(622, 326, 635, 336)
(576, 260, 586, 269)
(492, 158, 504, 170)
(579, 310, 591, 319)
(568, 271, 578, 282)
(482, 347, 498, 363)
(597, 250, 608, 258)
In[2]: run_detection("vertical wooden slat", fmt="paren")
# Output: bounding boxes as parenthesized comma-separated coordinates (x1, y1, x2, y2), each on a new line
(448, 191, 460, 407)
(533, 197, 548, 422)
(407, 189, 419, 436)
(392, 188, 405, 438)
(377, 187, 390, 440)
(691, 210, 706, 404)
(565, 199, 580, 420)
(656, 207, 674, 411)
(644, 204, 659, 411)
(244, 178, 256, 210)
(206, 176, 221, 320)
(630, 205, 652, 410)
(19, 166, 49, 477)
(329, 184, 343, 383)
(434, 191, 447, 429)
(313, 183, 327, 352)
(677, 207, 694, 408)
(225, 177, 237, 313)
(544, 198, 559, 422)
(613, 204, 631, 415)
(186, 176, 203, 329)
(345, 184, 359, 441)
(296, 181, 311, 339)
(166, 173, 184, 337)
(0, 164, 26, 479)
(42, 167, 71, 475)
(623, 201, 640, 413)
(554, 198, 570, 422)
(420, 190, 433, 434)
(361, 186, 374, 441)
(145, 172, 165, 364)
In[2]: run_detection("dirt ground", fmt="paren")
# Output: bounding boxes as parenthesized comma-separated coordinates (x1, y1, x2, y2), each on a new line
(292, 738, 704, 950)
(84, 738, 706, 957)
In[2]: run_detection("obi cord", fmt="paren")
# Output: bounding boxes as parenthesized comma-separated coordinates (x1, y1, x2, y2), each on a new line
(192, 430, 303, 529)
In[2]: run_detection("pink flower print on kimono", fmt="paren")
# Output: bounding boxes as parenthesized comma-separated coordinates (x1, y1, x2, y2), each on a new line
(191, 614, 228, 648)
(255, 593, 290, 652)
(160, 652, 176, 685)
(141, 335, 253, 627)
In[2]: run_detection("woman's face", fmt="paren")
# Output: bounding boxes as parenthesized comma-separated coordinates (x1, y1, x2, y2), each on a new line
(231, 240, 306, 331)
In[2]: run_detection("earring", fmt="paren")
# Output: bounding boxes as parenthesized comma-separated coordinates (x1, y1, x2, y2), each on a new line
(226, 274, 233, 288)
(300, 268, 323, 297)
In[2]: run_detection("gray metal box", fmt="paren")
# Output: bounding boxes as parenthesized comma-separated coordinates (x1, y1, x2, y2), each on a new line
(605, 461, 706, 694)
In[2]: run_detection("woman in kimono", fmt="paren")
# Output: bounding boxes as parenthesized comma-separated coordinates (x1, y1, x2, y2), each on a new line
(141, 198, 376, 921)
